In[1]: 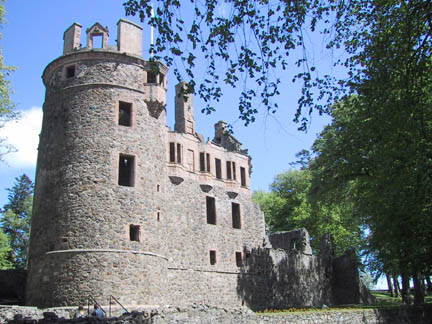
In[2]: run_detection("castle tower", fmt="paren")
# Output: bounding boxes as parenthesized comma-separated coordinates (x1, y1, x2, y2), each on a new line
(174, 81, 195, 134)
(26, 20, 169, 308)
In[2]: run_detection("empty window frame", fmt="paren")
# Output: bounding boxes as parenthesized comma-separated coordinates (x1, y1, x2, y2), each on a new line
(129, 225, 140, 242)
(177, 143, 182, 163)
(91, 34, 103, 48)
(200, 152, 205, 172)
(118, 101, 132, 126)
(240, 167, 247, 186)
(227, 161, 236, 180)
(235, 251, 242, 267)
(215, 158, 222, 179)
(209, 250, 216, 265)
(147, 71, 157, 83)
(169, 142, 176, 162)
(226, 161, 232, 180)
(232, 203, 241, 229)
(200, 153, 211, 172)
(206, 196, 216, 225)
(65, 65, 75, 78)
(118, 154, 135, 187)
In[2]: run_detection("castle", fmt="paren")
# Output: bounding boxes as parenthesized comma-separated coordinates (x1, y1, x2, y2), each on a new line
(26, 20, 371, 310)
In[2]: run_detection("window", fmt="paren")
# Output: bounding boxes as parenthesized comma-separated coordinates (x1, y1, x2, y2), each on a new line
(118, 154, 135, 187)
(91, 35, 103, 48)
(232, 162, 236, 180)
(159, 74, 165, 85)
(200, 153, 205, 172)
(65, 65, 75, 78)
(169, 142, 176, 162)
(232, 203, 241, 229)
(215, 158, 222, 179)
(118, 101, 132, 126)
(240, 167, 246, 186)
(129, 225, 140, 242)
(177, 143, 182, 163)
(235, 251, 242, 267)
(206, 153, 211, 172)
(200, 153, 211, 172)
(157, 211, 160, 222)
(147, 71, 157, 83)
(206, 196, 216, 225)
(210, 250, 216, 265)
(226, 161, 232, 180)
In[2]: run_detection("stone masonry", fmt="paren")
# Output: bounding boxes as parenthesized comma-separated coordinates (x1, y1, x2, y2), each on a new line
(26, 20, 371, 310)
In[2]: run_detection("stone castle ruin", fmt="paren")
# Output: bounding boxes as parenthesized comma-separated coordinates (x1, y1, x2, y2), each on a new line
(25, 20, 372, 310)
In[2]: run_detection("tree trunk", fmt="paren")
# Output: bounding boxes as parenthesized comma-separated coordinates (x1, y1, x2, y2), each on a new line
(413, 273, 425, 305)
(393, 276, 400, 297)
(386, 273, 394, 296)
(401, 273, 411, 305)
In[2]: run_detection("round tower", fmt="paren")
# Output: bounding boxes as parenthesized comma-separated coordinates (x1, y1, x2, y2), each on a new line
(26, 20, 169, 308)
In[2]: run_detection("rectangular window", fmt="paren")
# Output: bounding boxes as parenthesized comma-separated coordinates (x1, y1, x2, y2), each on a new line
(187, 149, 194, 171)
(177, 143, 182, 163)
(226, 161, 232, 180)
(232, 162, 236, 180)
(118, 101, 132, 127)
(169, 142, 175, 162)
(66, 65, 75, 78)
(200, 152, 205, 172)
(215, 158, 222, 179)
(206, 196, 216, 225)
(235, 251, 242, 267)
(147, 71, 157, 83)
(232, 203, 241, 229)
(129, 224, 140, 242)
(240, 167, 246, 186)
(118, 154, 135, 187)
(159, 74, 165, 85)
(210, 250, 216, 265)
(206, 153, 210, 172)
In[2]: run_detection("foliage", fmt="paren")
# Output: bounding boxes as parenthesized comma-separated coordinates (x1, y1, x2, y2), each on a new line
(0, 229, 12, 269)
(253, 168, 362, 256)
(0, 0, 17, 161)
(0, 174, 34, 269)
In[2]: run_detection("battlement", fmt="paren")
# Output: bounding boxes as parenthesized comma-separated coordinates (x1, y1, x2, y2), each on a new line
(63, 19, 143, 56)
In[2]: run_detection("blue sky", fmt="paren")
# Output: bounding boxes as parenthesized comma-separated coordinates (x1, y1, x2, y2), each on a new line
(0, 0, 330, 206)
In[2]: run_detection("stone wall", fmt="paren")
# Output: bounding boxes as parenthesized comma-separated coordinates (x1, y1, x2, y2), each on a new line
(2, 305, 432, 324)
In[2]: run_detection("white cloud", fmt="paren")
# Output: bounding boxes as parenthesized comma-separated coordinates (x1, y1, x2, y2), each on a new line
(0, 106, 42, 168)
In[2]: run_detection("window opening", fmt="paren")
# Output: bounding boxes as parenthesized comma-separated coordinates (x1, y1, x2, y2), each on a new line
(206, 153, 211, 172)
(157, 211, 160, 222)
(66, 65, 75, 78)
(226, 161, 232, 180)
(232, 162, 236, 180)
(157, 184, 160, 192)
(206, 196, 216, 225)
(236, 252, 242, 267)
(232, 203, 241, 229)
(159, 74, 164, 85)
(118, 154, 135, 187)
(176, 143, 182, 163)
(215, 158, 222, 179)
(129, 225, 140, 242)
(169, 142, 176, 162)
(92, 35, 103, 48)
(187, 149, 194, 171)
(240, 167, 246, 186)
(147, 71, 157, 83)
(210, 250, 216, 265)
(118, 101, 132, 126)
(200, 152, 205, 172)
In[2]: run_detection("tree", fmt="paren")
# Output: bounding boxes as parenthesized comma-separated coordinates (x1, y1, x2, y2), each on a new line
(123, 1, 432, 130)
(0, 174, 34, 269)
(253, 168, 362, 256)
(0, 229, 12, 269)
(0, 0, 17, 161)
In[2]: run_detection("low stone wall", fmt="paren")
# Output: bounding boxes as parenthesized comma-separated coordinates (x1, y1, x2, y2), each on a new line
(1, 304, 431, 324)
